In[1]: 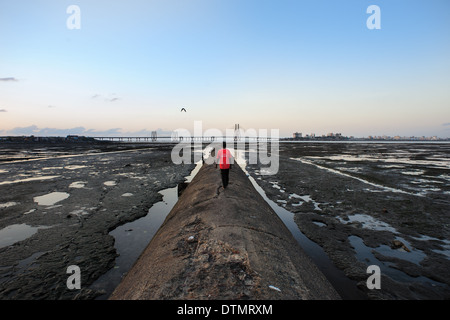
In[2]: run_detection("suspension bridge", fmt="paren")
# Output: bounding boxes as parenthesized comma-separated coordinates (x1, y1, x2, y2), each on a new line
(93, 124, 279, 143)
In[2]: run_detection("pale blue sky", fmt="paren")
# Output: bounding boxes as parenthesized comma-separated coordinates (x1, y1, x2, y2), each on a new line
(1, 0, 449, 137)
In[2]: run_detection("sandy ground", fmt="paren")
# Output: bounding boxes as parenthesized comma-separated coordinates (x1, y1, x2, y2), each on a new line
(245, 142, 450, 299)
(0, 143, 194, 299)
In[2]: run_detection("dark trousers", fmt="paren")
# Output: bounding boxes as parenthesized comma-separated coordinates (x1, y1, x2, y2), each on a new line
(220, 169, 229, 188)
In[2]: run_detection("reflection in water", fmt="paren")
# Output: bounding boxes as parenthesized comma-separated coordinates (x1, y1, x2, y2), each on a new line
(337, 214, 398, 233)
(0, 224, 51, 249)
(234, 147, 365, 299)
(91, 186, 179, 299)
(348, 235, 441, 286)
(91, 158, 205, 299)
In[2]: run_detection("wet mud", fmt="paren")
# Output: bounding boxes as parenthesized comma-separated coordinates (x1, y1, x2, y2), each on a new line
(245, 142, 450, 299)
(1, 141, 449, 300)
(0, 143, 194, 299)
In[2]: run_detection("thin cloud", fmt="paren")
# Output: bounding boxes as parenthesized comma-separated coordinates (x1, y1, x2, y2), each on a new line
(6, 125, 40, 135)
(123, 128, 173, 137)
(442, 123, 450, 126)
(1, 126, 175, 137)
(0, 109, 7, 112)
(3, 125, 124, 137)
(91, 93, 121, 102)
(105, 93, 120, 102)
(0, 77, 18, 82)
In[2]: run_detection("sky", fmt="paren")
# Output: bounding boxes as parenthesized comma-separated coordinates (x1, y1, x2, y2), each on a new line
(1, 0, 449, 138)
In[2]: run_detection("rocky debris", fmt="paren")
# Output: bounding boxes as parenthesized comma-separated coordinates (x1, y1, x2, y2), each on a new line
(391, 240, 411, 252)
(171, 238, 262, 300)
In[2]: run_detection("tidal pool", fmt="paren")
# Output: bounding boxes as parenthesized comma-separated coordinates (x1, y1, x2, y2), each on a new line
(0, 224, 50, 248)
(34, 192, 70, 206)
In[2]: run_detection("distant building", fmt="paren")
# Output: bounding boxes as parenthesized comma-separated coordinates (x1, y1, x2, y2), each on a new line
(66, 135, 79, 141)
(279, 133, 447, 141)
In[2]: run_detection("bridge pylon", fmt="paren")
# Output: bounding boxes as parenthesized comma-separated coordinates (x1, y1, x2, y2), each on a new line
(234, 124, 241, 142)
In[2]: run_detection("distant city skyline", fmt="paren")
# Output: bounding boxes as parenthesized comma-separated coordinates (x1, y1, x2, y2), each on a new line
(0, 125, 448, 141)
(1, 1, 449, 138)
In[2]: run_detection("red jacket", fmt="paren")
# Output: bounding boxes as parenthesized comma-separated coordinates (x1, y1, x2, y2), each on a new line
(216, 149, 232, 169)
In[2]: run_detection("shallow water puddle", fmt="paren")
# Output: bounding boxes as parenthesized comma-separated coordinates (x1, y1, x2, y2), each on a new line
(307, 154, 450, 170)
(23, 209, 36, 215)
(64, 165, 88, 170)
(112, 187, 178, 260)
(338, 214, 398, 233)
(348, 235, 439, 285)
(91, 186, 179, 298)
(34, 192, 70, 206)
(412, 235, 450, 260)
(313, 221, 327, 227)
(289, 193, 322, 211)
(0, 224, 51, 248)
(0, 202, 19, 209)
(16, 251, 47, 270)
(69, 181, 87, 189)
(291, 157, 419, 196)
(402, 170, 425, 176)
(0, 176, 60, 186)
(68, 208, 89, 216)
(91, 154, 206, 299)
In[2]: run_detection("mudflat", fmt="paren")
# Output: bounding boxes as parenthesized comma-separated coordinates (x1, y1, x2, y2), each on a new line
(1, 141, 449, 300)
(246, 142, 450, 299)
(0, 142, 194, 299)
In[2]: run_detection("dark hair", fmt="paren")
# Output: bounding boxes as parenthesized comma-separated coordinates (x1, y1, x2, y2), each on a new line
(223, 141, 226, 148)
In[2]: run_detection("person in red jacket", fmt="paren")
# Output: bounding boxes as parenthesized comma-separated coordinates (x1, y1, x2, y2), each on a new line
(215, 141, 233, 188)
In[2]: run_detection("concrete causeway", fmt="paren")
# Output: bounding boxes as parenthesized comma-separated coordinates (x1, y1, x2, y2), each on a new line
(110, 163, 340, 300)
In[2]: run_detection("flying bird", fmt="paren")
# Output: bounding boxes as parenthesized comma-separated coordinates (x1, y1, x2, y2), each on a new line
(180, 107, 187, 112)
